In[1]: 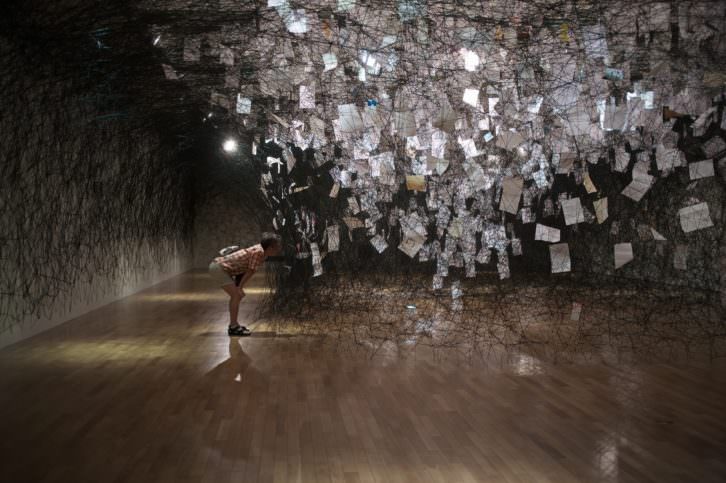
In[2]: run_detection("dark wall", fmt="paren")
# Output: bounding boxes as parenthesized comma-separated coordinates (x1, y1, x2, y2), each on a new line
(0, 2, 197, 345)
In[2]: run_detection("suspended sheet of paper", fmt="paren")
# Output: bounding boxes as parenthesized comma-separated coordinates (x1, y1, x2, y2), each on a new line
(329, 183, 340, 198)
(614, 242, 633, 269)
(432, 97, 458, 132)
(497, 250, 510, 280)
(236, 95, 252, 114)
(689, 160, 714, 180)
(399, 233, 425, 258)
(500, 176, 523, 215)
(369, 234, 388, 253)
(656, 144, 682, 171)
(527, 95, 544, 114)
(338, 104, 365, 134)
(488, 97, 499, 116)
(393, 110, 416, 137)
(651, 227, 666, 240)
(582, 24, 608, 60)
(476, 247, 491, 264)
(465, 256, 476, 278)
(535, 224, 560, 243)
(427, 156, 449, 176)
(483, 224, 509, 251)
(511, 238, 522, 256)
(322, 52, 337, 71)
(561, 198, 585, 225)
(550, 243, 571, 273)
(447, 218, 462, 239)
(431, 129, 447, 159)
(432, 274, 444, 290)
(495, 131, 525, 151)
(464, 161, 491, 190)
(436, 255, 449, 278)
(369, 151, 395, 181)
(583, 173, 597, 193)
(594, 198, 608, 224)
(533, 170, 549, 188)
(310, 242, 323, 277)
(458, 138, 479, 158)
(347, 196, 360, 215)
(299, 85, 315, 109)
(326, 225, 339, 252)
(614, 147, 629, 172)
(343, 217, 364, 230)
(678, 202, 713, 233)
(406, 175, 426, 192)
(268, 111, 289, 128)
(400, 212, 427, 240)
(622, 161, 653, 202)
(162, 64, 179, 80)
(556, 153, 575, 174)
(571, 302, 582, 321)
(283, 8, 308, 34)
(337, 0, 355, 11)
(463, 88, 479, 107)
(266, 157, 282, 174)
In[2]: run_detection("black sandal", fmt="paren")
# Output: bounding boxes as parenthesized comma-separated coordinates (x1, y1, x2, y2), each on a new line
(228, 325, 252, 337)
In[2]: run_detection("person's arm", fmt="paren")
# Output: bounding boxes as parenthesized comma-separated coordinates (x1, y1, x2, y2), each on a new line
(237, 249, 264, 295)
(236, 270, 255, 295)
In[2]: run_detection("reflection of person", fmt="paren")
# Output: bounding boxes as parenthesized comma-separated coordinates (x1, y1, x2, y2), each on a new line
(208, 233, 282, 336)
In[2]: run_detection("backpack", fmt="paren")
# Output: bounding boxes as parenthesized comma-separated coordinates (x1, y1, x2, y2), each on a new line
(218, 245, 242, 257)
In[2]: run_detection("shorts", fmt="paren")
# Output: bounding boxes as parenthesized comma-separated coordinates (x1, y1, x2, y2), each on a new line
(208, 261, 245, 287)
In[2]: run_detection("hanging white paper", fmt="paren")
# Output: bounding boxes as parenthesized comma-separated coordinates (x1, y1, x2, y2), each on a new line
(614, 243, 633, 269)
(549, 243, 571, 273)
(535, 224, 560, 243)
(678, 202, 713, 233)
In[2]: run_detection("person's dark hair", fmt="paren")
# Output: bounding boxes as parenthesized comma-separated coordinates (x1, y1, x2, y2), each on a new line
(260, 232, 282, 250)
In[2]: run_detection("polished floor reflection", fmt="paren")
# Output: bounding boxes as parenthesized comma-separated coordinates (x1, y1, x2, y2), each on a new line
(0, 270, 725, 482)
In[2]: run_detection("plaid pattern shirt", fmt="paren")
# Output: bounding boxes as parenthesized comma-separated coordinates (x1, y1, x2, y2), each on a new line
(214, 244, 266, 276)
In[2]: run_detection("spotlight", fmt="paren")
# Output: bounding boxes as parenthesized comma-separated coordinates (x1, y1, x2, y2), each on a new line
(223, 139, 238, 153)
(153, 35, 161, 46)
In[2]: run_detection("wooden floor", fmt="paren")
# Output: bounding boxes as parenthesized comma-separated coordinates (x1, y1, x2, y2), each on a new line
(1, 270, 725, 483)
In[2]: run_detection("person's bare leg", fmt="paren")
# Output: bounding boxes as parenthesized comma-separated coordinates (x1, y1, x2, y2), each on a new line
(221, 284, 242, 327)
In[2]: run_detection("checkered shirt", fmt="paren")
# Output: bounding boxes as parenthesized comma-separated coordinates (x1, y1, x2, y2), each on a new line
(214, 243, 266, 276)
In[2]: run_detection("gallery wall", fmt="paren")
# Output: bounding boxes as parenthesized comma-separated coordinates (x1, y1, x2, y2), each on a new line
(0, 9, 196, 348)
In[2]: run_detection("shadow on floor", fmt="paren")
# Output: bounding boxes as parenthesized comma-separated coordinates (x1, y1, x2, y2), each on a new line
(197, 330, 296, 338)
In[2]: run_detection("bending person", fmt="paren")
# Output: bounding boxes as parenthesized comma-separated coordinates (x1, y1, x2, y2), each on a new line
(208, 233, 282, 336)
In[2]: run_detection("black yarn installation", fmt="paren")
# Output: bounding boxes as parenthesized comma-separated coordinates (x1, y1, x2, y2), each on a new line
(2, 0, 726, 362)
(1, 1, 199, 333)
(248, 1, 726, 362)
